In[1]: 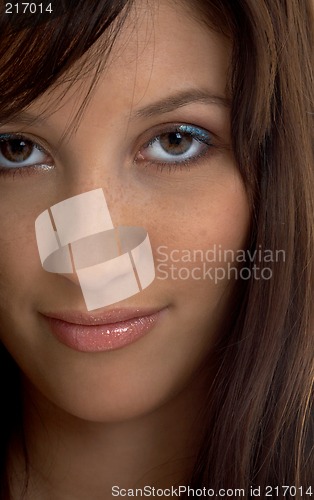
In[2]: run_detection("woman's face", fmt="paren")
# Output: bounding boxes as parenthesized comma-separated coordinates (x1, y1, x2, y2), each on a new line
(0, 0, 250, 421)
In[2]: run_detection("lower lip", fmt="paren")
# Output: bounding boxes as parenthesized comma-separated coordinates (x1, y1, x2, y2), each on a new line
(44, 311, 164, 353)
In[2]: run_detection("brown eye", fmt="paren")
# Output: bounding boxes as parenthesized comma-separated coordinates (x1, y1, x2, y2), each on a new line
(136, 125, 212, 166)
(0, 138, 34, 163)
(0, 135, 51, 170)
(159, 132, 194, 156)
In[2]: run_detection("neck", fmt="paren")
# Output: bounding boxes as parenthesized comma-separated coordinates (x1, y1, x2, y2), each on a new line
(9, 370, 208, 500)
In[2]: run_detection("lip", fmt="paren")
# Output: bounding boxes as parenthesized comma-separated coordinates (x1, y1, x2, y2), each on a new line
(41, 307, 167, 353)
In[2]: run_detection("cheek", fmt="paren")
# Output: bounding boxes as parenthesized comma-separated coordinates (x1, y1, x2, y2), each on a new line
(0, 190, 46, 308)
(112, 153, 250, 258)
(147, 175, 250, 285)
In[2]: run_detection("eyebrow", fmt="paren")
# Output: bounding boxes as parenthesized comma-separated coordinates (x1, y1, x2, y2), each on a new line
(133, 89, 231, 119)
(0, 89, 231, 127)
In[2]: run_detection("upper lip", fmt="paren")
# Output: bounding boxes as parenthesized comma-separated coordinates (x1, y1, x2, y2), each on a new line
(41, 307, 164, 326)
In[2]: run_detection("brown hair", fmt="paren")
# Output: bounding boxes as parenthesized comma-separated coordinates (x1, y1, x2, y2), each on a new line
(0, 0, 313, 497)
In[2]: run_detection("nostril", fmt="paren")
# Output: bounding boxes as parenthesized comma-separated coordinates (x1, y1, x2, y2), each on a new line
(58, 271, 82, 288)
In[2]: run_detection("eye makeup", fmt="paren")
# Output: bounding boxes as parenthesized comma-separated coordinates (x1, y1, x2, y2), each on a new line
(135, 122, 217, 172)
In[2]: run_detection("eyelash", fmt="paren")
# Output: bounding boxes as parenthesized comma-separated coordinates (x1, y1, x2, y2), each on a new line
(0, 133, 53, 178)
(0, 124, 216, 178)
(135, 124, 215, 173)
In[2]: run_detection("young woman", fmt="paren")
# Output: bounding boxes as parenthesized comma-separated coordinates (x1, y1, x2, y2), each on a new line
(0, 0, 313, 498)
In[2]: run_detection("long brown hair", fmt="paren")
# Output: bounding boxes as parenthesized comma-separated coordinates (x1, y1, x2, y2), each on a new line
(0, 0, 313, 497)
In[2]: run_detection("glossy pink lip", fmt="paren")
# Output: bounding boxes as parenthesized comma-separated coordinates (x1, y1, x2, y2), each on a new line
(41, 308, 166, 353)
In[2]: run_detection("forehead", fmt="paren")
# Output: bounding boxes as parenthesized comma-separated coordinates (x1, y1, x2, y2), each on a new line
(111, 1, 230, 92)
(23, 0, 231, 127)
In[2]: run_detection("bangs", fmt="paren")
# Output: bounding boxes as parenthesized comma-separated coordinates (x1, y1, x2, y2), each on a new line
(0, 0, 133, 121)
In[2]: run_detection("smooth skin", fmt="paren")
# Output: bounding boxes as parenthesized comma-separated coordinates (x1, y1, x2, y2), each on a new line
(0, 1, 250, 498)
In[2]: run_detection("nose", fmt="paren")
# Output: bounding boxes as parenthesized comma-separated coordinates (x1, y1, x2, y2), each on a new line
(35, 188, 114, 279)
(35, 189, 113, 285)
(35, 188, 156, 311)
